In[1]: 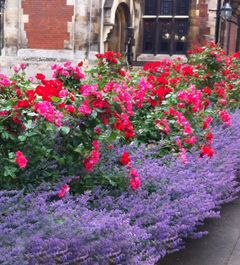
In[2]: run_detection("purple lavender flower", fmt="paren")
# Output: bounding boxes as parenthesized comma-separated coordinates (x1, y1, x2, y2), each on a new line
(1, 111, 240, 264)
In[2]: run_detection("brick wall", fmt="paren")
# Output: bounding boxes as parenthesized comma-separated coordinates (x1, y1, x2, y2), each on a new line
(22, 0, 74, 49)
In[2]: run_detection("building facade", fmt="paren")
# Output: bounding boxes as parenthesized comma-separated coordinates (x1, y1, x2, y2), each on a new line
(0, 0, 239, 67)
(218, 0, 240, 54)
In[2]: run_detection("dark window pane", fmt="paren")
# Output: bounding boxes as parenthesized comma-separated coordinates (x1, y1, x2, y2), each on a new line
(159, 42, 170, 53)
(175, 19, 188, 37)
(143, 19, 156, 53)
(144, 0, 157, 15)
(158, 19, 171, 53)
(175, 42, 185, 53)
(175, 0, 189, 16)
(174, 19, 188, 53)
(159, 19, 172, 39)
(160, 0, 173, 15)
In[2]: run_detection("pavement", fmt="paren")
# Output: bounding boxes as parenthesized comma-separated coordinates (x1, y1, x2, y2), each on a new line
(0, 56, 91, 79)
(0, 56, 69, 79)
(158, 195, 240, 265)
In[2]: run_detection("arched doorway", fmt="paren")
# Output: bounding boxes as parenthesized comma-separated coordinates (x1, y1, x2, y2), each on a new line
(107, 3, 130, 53)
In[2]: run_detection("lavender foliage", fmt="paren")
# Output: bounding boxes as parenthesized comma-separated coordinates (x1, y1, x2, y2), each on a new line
(1, 111, 240, 265)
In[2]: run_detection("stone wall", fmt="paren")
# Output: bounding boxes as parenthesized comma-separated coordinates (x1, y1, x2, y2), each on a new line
(0, 0, 223, 64)
(2, 0, 101, 60)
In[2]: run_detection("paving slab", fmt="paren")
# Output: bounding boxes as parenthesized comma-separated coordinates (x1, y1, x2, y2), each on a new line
(158, 196, 240, 265)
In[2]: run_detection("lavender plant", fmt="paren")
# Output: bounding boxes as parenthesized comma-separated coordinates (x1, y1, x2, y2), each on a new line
(1, 111, 240, 265)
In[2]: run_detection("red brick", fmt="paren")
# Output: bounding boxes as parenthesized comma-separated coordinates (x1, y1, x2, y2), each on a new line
(22, 0, 74, 49)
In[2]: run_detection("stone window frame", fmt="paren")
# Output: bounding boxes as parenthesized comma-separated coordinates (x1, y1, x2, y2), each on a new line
(142, 0, 190, 56)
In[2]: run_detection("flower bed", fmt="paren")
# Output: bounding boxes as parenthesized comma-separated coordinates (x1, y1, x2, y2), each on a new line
(1, 43, 240, 264)
(1, 111, 240, 265)
(0, 43, 240, 192)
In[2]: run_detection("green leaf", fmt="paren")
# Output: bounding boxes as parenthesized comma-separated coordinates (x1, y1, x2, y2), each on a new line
(168, 120, 176, 125)
(8, 152, 15, 159)
(60, 126, 70, 135)
(107, 131, 118, 142)
(1, 131, 10, 140)
(74, 144, 85, 154)
(27, 112, 38, 117)
(165, 93, 173, 99)
(18, 135, 27, 142)
(104, 175, 117, 187)
(91, 110, 98, 119)
(51, 96, 61, 103)
(98, 80, 106, 89)
(4, 166, 17, 177)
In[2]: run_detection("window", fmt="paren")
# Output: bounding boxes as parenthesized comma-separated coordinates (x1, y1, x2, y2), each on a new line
(143, 0, 189, 55)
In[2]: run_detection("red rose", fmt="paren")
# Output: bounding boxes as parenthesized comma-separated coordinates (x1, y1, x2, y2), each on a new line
(130, 177, 141, 191)
(205, 132, 213, 142)
(65, 105, 75, 113)
(35, 73, 46, 81)
(26, 90, 36, 102)
(200, 145, 214, 157)
(120, 152, 131, 165)
(16, 100, 29, 108)
(58, 102, 66, 109)
(58, 184, 70, 198)
(107, 144, 114, 150)
(83, 150, 100, 172)
(118, 68, 126, 77)
(94, 127, 102, 135)
(15, 151, 28, 168)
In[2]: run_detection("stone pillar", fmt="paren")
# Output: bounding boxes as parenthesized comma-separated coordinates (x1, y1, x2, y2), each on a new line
(199, 0, 211, 43)
(133, 0, 143, 59)
(188, 0, 200, 48)
(188, 0, 213, 49)
(74, 0, 101, 60)
(3, 0, 21, 56)
(89, 1, 101, 57)
(207, 0, 219, 42)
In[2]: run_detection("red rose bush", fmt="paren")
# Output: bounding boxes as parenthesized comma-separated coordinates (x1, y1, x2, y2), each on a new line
(0, 42, 240, 191)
